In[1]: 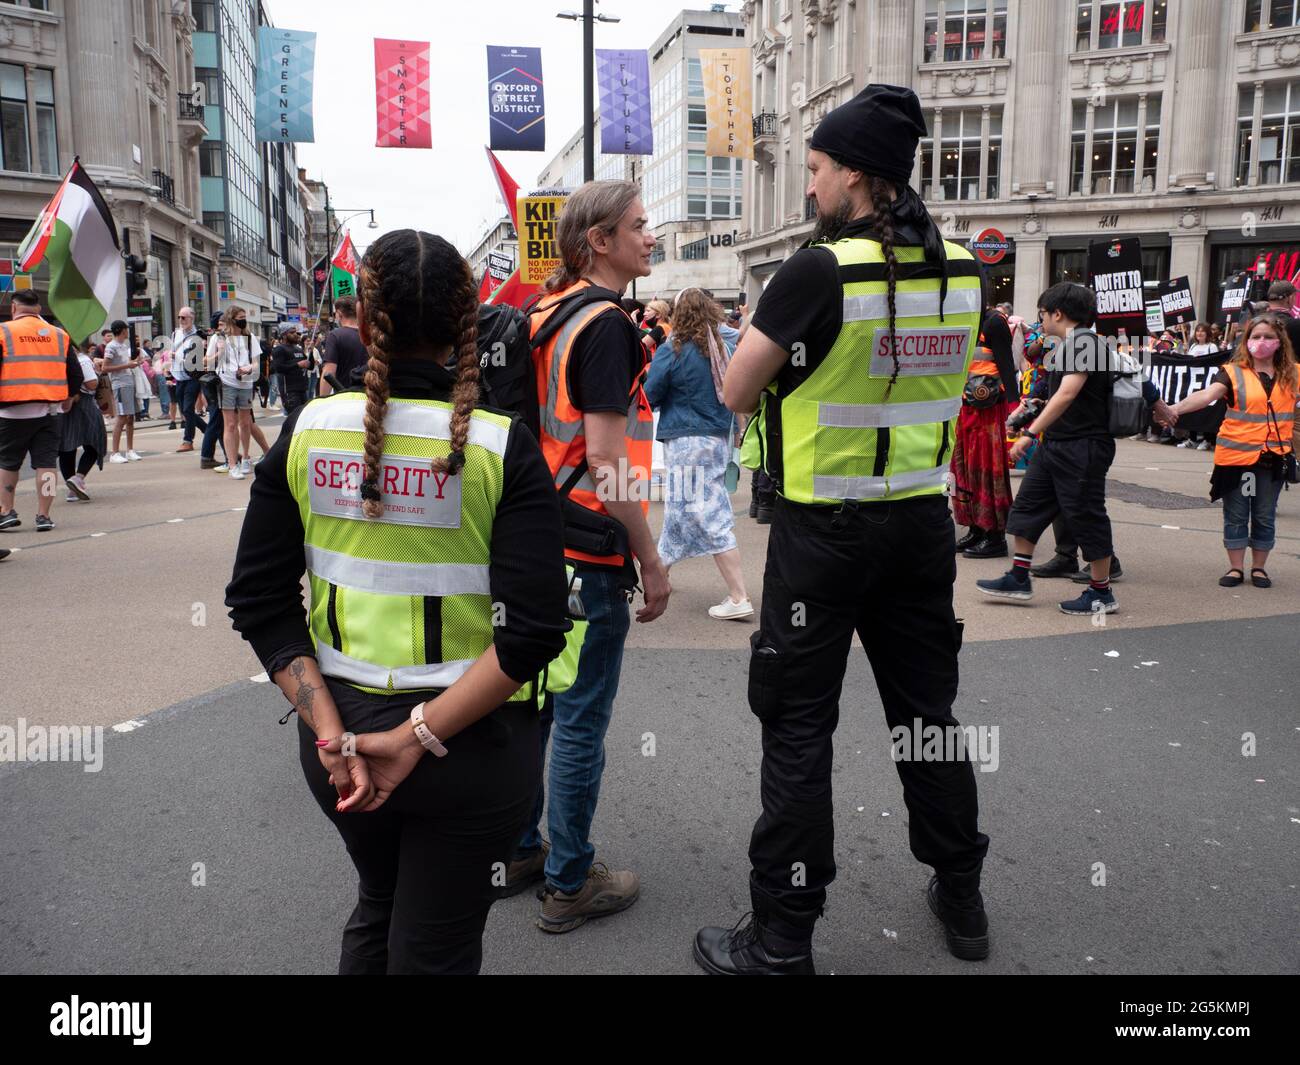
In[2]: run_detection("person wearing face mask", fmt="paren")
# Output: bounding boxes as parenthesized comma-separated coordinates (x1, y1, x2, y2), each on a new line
(1169, 313, 1297, 589)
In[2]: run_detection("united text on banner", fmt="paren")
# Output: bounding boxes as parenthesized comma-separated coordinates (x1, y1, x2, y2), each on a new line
(255, 27, 316, 142)
(375, 39, 431, 149)
(517, 189, 569, 287)
(487, 46, 545, 152)
(700, 49, 753, 159)
(1145, 348, 1230, 434)
(596, 49, 652, 156)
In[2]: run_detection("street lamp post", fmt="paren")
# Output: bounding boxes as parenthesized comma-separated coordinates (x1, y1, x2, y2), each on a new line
(557, 1, 621, 183)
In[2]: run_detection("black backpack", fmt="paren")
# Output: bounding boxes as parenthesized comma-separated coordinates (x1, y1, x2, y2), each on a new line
(475, 288, 623, 441)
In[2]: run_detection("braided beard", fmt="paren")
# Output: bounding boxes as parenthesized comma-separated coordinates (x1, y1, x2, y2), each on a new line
(809, 196, 855, 246)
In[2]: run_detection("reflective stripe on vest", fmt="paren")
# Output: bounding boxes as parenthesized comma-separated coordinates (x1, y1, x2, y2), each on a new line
(286, 392, 530, 698)
(777, 237, 981, 504)
(533, 281, 653, 566)
(1213, 364, 1297, 468)
(0, 318, 69, 402)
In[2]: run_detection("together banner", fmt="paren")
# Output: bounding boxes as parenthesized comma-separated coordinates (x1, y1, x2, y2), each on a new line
(1145, 349, 1230, 434)
(700, 49, 753, 159)
(255, 27, 317, 142)
(487, 45, 545, 151)
(375, 39, 431, 149)
(596, 50, 652, 156)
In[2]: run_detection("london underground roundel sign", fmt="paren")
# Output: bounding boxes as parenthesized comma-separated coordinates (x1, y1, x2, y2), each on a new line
(970, 228, 1011, 265)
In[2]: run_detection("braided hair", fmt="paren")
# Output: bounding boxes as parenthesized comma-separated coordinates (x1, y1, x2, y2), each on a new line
(356, 230, 481, 520)
(865, 175, 902, 398)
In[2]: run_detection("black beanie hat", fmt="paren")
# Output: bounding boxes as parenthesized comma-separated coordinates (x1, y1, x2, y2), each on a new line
(809, 83, 927, 184)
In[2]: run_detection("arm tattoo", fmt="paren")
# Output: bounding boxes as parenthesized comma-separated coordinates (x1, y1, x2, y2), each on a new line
(286, 657, 320, 729)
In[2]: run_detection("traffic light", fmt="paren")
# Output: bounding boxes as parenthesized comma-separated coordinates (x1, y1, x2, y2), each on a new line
(125, 254, 148, 298)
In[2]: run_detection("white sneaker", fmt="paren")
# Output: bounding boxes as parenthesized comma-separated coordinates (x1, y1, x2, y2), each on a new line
(1144, 431, 1159, 443)
(126, 450, 141, 461)
(65, 490, 79, 502)
(109, 452, 128, 464)
(709, 596, 754, 621)
(214, 463, 230, 473)
(229, 466, 246, 479)
(239, 458, 252, 474)
(68, 474, 90, 500)
(1196, 440, 1210, 451)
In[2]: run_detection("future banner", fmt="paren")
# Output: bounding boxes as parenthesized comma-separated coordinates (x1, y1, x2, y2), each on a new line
(1156, 276, 1196, 329)
(1088, 238, 1146, 336)
(255, 27, 317, 142)
(375, 39, 431, 149)
(701, 48, 753, 159)
(596, 49, 652, 156)
(1145, 348, 1230, 434)
(487, 45, 545, 151)
(517, 189, 569, 287)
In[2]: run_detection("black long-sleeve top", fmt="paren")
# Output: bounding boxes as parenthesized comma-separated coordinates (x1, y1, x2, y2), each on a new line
(225, 359, 571, 687)
(269, 342, 308, 391)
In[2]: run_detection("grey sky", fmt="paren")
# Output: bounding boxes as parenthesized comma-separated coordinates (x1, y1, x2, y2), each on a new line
(269, 0, 701, 257)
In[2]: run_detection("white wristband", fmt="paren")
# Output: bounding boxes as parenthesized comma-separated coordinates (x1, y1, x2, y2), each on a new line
(409, 702, 448, 757)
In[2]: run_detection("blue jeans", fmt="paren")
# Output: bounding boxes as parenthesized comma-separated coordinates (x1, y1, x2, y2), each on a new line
(174, 378, 207, 443)
(1223, 465, 1284, 551)
(516, 565, 632, 893)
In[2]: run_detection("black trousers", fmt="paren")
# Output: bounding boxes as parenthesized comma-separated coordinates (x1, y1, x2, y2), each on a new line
(747, 494, 989, 928)
(58, 448, 98, 479)
(1005, 436, 1115, 562)
(299, 678, 539, 974)
(281, 389, 307, 418)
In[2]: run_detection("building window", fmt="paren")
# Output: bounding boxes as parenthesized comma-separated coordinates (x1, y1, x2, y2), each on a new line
(688, 104, 705, 145)
(1245, 0, 1300, 31)
(687, 58, 703, 99)
(649, 243, 665, 265)
(680, 237, 709, 261)
(921, 108, 1000, 200)
(200, 140, 223, 177)
(817, 19, 837, 84)
(195, 67, 220, 107)
(1076, 1, 1166, 50)
(1071, 94, 1161, 195)
(0, 64, 57, 175)
(926, 0, 1008, 63)
(193, 0, 218, 32)
(34, 68, 56, 176)
(1237, 81, 1300, 186)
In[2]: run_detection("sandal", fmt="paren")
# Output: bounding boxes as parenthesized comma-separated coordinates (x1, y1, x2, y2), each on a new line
(1250, 568, 1271, 589)
(1219, 569, 1244, 587)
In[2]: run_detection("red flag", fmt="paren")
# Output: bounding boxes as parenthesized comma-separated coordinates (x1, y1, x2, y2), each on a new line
(485, 147, 521, 231)
(331, 230, 358, 275)
(477, 269, 497, 302)
(375, 39, 431, 149)
(485, 266, 539, 309)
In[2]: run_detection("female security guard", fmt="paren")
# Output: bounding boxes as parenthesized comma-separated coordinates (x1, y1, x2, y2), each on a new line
(226, 230, 570, 974)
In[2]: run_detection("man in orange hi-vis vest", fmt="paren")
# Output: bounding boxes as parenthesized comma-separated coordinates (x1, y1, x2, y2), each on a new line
(0, 290, 82, 535)
(503, 180, 669, 936)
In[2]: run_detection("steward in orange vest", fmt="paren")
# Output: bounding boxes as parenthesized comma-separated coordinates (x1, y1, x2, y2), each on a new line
(1213, 363, 1296, 467)
(0, 313, 73, 405)
(530, 280, 655, 569)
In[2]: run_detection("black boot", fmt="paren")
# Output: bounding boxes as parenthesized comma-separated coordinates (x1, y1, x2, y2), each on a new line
(927, 876, 989, 961)
(755, 504, 774, 525)
(963, 534, 1008, 559)
(1030, 553, 1081, 578)
(748, 497, 759, 518)
(693, 912, 816, 975)
(954, 526, 983, 553)
(1071, 555, 1124, 583)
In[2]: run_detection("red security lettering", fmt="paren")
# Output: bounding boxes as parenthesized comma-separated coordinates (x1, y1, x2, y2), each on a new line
(328, 460, 344, 489)
(343, 461, 363, 491)
(313, 458, 328, 487)
(410, 467, 431, 496)
(430, 471, 450, 499)
(382, 465, 400, 494)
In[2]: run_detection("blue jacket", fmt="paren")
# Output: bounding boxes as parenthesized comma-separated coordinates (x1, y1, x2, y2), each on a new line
(643, 325, 738, 441)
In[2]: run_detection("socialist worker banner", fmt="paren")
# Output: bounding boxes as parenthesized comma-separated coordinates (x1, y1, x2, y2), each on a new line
(596, 49, 652, 156)
(518, 189, 569, 286)
(700, 49, 753, 159)
(487, 46, 545, 151)
(255, 27, 317, 142)
(375, 39, 431, 149)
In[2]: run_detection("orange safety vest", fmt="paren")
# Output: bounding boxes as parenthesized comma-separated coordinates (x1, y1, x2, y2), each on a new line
(1213, 363, 1297, 467)
(532, 280, 655, 568)
(0, 315, 71, 404)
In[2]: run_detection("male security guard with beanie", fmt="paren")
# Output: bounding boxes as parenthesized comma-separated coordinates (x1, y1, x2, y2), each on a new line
(695, 85, 991, 974)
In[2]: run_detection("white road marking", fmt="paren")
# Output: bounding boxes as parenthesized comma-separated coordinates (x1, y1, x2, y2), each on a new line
(1104, 650, 1120, 657)
(1169, 742, 1182, 747)
(1161, 524, 1180, 530)
(167, 518, 184, 523)
(112, 719, 146, 733)
(250, 672, 270, 683)
(90, 533, 105, 538)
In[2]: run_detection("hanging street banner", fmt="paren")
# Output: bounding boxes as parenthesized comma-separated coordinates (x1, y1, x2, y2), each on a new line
(487, 46, 545, 151)
(255, 27, 317, 142)
(1156, 276, 1196, 329)
(1087, 238, 1146, 336)
(375, 39, 431, 149)
(596, 49, 652, 156)
(701, 48, 753, 159)
(1144, 348, 1230, 434)
(518, 188, 569, 287)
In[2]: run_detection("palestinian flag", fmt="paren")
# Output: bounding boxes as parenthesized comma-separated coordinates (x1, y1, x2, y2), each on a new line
(16, 160, 120, 343)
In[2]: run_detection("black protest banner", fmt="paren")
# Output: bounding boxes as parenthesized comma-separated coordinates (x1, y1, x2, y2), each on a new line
(1145, 348, 1231, 433)
(487, 251, 512, 282)
(1157, 276, 1196, 328)
(1221, 271, 1249, 313)
(1088, 239, 1147, 336)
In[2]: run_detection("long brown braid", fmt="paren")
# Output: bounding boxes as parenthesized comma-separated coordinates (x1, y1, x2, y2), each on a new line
(866, 175, 902, 398)
(356, 230, 481, 520)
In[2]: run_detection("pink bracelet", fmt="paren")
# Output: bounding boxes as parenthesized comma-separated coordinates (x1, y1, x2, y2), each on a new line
(409, 702, 448, 757)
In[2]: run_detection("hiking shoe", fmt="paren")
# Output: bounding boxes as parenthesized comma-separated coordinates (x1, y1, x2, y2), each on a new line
(1030, 553, 1081, 578)
(927, 876, 989, 961)
(693, 912, 816, 975)
(109, 452, 128, 464)
(34, 514, 54, 531)
(537, 863, 639, 933)
(500, 842, 550, 899)
(709, 596, 754, 621)
(976, 569, 1033, 601)
(1059, 586, 1118, 616)
(67, 474, 90, 501)
(1069, 557, 1124, 583)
